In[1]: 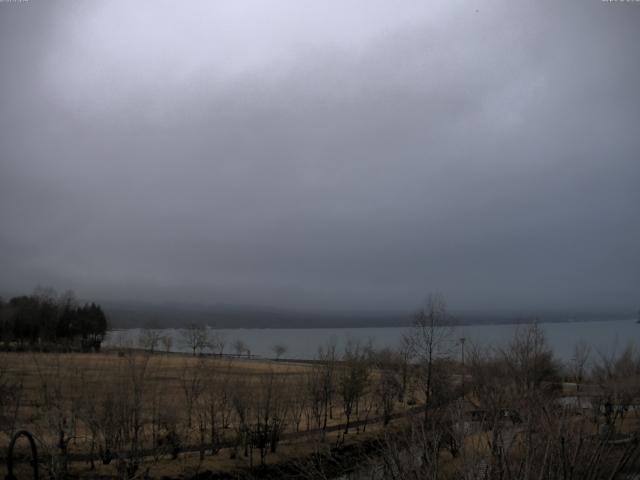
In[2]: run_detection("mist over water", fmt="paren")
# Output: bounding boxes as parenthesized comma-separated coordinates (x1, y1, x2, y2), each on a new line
(105, 318, 639, 362)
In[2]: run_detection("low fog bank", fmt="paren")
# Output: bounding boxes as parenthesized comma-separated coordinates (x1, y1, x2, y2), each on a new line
(103, 300, 635, 329)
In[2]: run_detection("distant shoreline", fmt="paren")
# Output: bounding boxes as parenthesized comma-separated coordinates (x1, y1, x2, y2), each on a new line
(107, 316, 636, 330)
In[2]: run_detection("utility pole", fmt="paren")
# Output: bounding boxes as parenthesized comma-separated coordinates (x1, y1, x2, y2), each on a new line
(459, 337, 466, 399)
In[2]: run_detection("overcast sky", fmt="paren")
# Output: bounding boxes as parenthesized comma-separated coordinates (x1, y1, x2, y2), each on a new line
(0, 1, 638, 313)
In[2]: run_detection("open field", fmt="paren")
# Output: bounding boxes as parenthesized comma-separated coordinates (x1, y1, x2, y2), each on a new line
(0, 349, 419, 478)
(3, 322, 640, 480)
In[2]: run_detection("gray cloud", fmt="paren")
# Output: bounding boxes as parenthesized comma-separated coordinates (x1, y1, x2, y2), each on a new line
(1, 1, 638, 314)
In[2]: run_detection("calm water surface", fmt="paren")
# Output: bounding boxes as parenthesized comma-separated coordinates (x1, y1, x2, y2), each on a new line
(104, 319, 638, 362)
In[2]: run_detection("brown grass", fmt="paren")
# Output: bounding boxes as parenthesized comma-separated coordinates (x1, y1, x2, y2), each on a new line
(0, 350, 411, 478)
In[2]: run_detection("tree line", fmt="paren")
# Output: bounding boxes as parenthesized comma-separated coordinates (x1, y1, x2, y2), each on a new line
(0, 288, 108, 351)
(1, 293, 639, 479)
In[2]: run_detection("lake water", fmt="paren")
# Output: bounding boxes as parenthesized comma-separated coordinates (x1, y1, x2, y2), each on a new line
(103, 318, 639, 363)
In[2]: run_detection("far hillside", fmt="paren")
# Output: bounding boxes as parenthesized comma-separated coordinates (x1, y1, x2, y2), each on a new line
(103, 301, 632, 329)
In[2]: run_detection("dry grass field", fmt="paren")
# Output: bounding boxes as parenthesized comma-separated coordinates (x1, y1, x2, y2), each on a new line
(0, 349, 416, 478)
(3, 324, 640, 480)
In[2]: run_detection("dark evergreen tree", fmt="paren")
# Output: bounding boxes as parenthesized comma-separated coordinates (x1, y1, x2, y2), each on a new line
(0, 290, 108, 350)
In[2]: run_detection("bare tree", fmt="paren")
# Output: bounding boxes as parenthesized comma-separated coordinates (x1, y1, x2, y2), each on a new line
(180, 358, 206, 429)
(305, 365, 325, 431)
(371, 348, 402, 426)
(251, 368, 290, 465)
(316, 340, 337, 434)
(568, 339, 591, 385)
(138, 326, 161, 353)
(287, 376, 308, 432)
(464, 326, 561, 480)
(406, 293, 454, 425)
(338, 339, 371, 434)
(200, 359, 234, 455)
(32, 355, 79, 479)
(233, 339, 248, 357)
(181, 324, 209, 356)
(0, 358, 23, 442)
(160, 334, 173, 354)
(272, 343, 288, 360)
(208, 330, 226, 356)
(229, 375, 251, 460)
(117, 352, 151, 478)
(501, 322, 559, 393)
(395, 336, 414, 403)
(592, 343, 640, 430)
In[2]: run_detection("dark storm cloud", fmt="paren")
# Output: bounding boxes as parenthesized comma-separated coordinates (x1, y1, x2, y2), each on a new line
(1, 1, 638, 313)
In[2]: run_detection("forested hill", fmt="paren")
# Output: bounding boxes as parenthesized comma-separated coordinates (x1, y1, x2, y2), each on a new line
(105, 302, 412, 329)
(103, 301, 631, 329)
